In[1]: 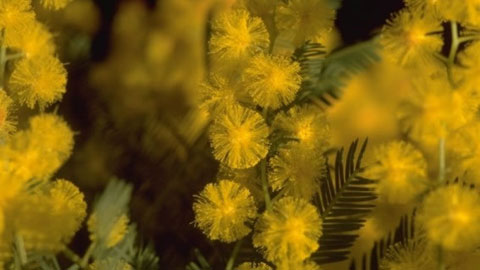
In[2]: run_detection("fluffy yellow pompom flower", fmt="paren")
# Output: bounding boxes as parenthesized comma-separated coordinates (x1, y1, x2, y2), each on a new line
(88, 213, 129, 248)
(380, 9, 442, 67)
(237, 262, 272, 270)
(273, 105, 329, 151)
(276, 260, 322, 270)
(449, 123, 480, 186)
(29, 113, 74, 163)
(380, 239, 435, 270)
(269, 143, 325, 201)
(9, 55, 67, 109)
(5, 21, 55, 58)
(253, 196, 322, 263)
(363, 141, 427, 204)
(0, 90, 15, 139)
(418, 185, 480, 251)
(209, 9, 269, 62)
(41, 0, 73, 10)
(276, 0, 335, 45)
(398, 77, 478, 149)
(0, 0, 34, 35)
(5, 179, 86, 252)
(243, 54, 301, 109)
(209, 105, 269, 169)
(199, 75, 243, 116)
(193, 180, 257, 242)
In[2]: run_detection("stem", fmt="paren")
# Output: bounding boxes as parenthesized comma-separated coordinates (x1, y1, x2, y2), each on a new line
(261, 158, 271, 210)
(225, 239, 243, 270)
(14, 233, 28, 266)
(449, 21, 459, 63)
(0, 44, 6, 89)
(79, 242, 96, 268)
(437, 245, 446, 270)
(62, 247, 82, 265)
(438, 137, 445, 183)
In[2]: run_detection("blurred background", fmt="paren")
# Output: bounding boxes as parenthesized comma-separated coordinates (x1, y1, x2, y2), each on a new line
(48, 0, 405, 269)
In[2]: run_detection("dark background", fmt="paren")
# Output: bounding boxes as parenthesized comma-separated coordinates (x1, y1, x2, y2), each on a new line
(57, 0, 405, 269)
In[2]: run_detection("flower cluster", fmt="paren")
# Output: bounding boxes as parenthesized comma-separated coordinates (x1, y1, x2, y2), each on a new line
(192, 0, 336, 268)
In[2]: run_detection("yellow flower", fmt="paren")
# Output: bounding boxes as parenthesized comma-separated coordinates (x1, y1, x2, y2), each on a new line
(0, 0, 34, 35)
(193, 180, 257, 242)
(380, 8, 442, 67)
(9, 55, 67, 109)
(418, 1, 480, 26)
(209, 9, 269, 62)
(253, 196, 322, 263)
(236, 262, 272, 270)
(5, 21, 55, 58)
(209, 105, 269, 169)
(275, 0, 335, 45)
(273, 105, 329, 151)
(418, 185, 480, 251)
(4, 179, 86, 252)
(0, 114, 74, 182)
(88, 213, 129, 248)
(398, 77, 477, 148)
(363, 141, 427, 204)
(269, 143, 325, 201)
(449, 122, 480, 186)
(380, 239, 435, 270)
(41, 0, 73, 10)
(243, 54, 301, 109)
(276, 260, 322, 270)
(0, 90, 15, 140)
(199, 75, 244, 116)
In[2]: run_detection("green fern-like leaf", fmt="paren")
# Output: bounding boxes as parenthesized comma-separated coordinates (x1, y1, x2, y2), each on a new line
(297, 40, 381, 106)
(311, 138, 377, 264)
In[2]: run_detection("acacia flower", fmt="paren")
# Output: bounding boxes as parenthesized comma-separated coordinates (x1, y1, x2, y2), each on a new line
(9, 55, 67, 109)
(253, 196, 322, 263)
(269, 143, 325, 201)
(380, 9, 442, 67)
(193, 180, 257, 243)
(209, 9, 269, 62)
(275, 0, 335, 45)
(418, 185, 480, 251)
(243, 54, 301, 110)
(273, 105, 329, 151)
(363, 141, 427, 204)
(209, 105, 269, 169)
(5, 21, 55, 58)
(199, 75, 242, 116)
(380, 239, 435, 270)
(5, 179, 86, 252)
(0, 0, 34, 35)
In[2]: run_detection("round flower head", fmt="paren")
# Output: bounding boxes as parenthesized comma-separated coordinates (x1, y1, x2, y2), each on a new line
(237, 262, 272, 270)
(209, 105, 269, 169)
(398, 77, 477, 149)
(9, 55, 67, 109)
(273, 105, 329, 151)
(380, 239, 435, 270)
(209, 9, 269, 62)
(193, 180, 257, 242)
(449, 123, 480, 186)
(363, 141, 427, 204)
(269, 143, 325, 201)
(0, 0, 34, 34)
(41, 0, 73, 10)
(418, 185, 480, 251)
(243, 54, 301, 109)
(5, 21, 55, 58)
(276, 0, 335, 45)
(199, 75, 243, 117)
(380, 9, 442, 67)
(253, 196, 322, 263)
(276, 260, 322, 270)
(420, 1, 480, 26)
(5, 179, 86, 252)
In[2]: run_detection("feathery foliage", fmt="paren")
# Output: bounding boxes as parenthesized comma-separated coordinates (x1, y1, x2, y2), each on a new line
(311, 139, 377, 264)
